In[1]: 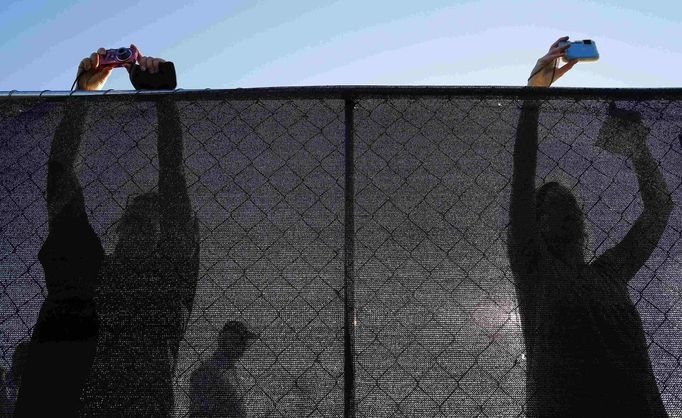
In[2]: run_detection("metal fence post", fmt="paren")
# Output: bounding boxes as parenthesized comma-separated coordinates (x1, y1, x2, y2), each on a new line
(343, 98, 356, 418)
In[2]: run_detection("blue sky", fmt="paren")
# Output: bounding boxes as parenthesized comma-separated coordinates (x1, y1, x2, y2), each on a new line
(0, 0, 681, 91)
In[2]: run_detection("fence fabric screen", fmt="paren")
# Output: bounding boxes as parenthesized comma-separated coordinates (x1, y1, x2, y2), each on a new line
(0, 87, 681, 417)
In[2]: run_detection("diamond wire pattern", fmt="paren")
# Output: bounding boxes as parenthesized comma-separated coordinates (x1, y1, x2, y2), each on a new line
(0, 97, 347, 418)
(171, 98, 346, 418)
(353, 97, 682, 417)
(1, 95, 682, 417)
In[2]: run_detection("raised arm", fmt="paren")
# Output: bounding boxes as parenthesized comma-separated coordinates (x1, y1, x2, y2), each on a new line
(593, 109, 674, 283)
(509, 37, 577, 272)
(157, 96, 196, 251)
(16, 49, 110, 418)
(509, 101, 541, 253)
(156, 95, 200, 363)
(47, 48, 116, 226)
(46, 100, 89, 226)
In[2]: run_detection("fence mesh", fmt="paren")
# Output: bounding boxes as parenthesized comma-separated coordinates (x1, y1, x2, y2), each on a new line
(1, 90, 681, 417)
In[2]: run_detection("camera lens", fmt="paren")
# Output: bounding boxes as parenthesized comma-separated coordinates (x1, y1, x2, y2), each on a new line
(583, 39, 592, 44)
(116, 48, 131, 61)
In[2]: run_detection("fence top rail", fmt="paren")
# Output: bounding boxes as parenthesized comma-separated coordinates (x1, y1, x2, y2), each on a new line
(2, 86, 682, 102)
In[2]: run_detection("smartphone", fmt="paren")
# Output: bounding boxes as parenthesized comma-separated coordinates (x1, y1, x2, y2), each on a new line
(558, 39, 599, 62)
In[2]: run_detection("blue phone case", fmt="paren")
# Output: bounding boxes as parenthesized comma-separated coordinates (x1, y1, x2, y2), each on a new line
(558, 40, 599, 62)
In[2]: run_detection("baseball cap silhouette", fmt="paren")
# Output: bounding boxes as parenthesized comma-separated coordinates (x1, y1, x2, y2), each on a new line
(217, 321, 258, 351)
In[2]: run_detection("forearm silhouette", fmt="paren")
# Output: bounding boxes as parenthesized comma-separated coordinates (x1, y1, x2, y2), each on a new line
(156, 97, 199, 365)
(507, 101, 543, 417)
(509, 101, 541, 270)
(508, 100, 542, 342)
(15, 100, 103, 417)
(593, 132, 673, 282)
(46, 102, 88, 222)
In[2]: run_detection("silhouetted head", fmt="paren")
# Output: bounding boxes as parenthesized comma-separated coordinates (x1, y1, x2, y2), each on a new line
(114, 192, 160, 260)
(216, 321, 258, 361)
(11, 341, 31, 383)
(535, 182, 586, 264)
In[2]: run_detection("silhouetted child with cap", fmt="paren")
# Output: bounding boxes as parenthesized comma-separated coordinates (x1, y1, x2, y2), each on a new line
(189, 320, 258, 418)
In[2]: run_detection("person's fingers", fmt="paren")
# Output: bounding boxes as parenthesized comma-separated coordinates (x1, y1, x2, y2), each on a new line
(131, 43, 141, 59)
(136, 46, 146, 69)
(93, 66, 112, 79)
(97, 47, 106, 55)
(549, 43, 570, 55)
(90, 52, 99, 70)
(152, 57, 166, 73)
(551, 36, 570, 49)
(130, 49, 167, 73)
(79, 57, 91, 72)
(151, 58, 161, 74)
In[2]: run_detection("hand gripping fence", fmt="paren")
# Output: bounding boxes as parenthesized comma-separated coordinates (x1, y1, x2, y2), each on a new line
(1, 87, 682, 417)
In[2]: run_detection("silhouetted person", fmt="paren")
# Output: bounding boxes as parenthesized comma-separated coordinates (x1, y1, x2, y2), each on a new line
(16, 45, 198, 417)
(189, 321, 258, 417)
(77, 45, 199, 417)
(14, 97, 104, 417)
(508, 37, 673, 417)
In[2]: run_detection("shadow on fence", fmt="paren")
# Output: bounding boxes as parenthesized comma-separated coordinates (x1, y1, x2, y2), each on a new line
(0, 87, 681, 417)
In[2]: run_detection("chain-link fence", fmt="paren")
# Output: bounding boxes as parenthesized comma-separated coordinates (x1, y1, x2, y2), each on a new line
(1, 88, 681, 417)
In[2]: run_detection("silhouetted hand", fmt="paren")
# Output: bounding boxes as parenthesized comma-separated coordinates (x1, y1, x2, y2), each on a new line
(596, 106, 649, 158)
(76, 48, 113, 91)
(528, 36, 579, 87)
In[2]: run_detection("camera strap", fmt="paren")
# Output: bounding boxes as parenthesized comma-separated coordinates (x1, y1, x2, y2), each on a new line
(71, 69, 84, 91)
(527, 59, 558, 86)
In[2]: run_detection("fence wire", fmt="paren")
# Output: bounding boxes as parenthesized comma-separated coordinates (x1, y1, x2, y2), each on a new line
(1, 90, 681, 417)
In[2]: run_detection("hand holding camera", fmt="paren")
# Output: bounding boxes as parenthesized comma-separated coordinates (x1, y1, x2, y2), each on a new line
(74, 47, 117, 91)
(527, 36, 600, 88)
(557, 39, 599, 63)
(74, 44, 176, 91)
(527, 36, 579, 87)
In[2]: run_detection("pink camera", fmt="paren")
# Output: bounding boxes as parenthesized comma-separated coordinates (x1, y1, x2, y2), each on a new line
(99, 47, 139, 68)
